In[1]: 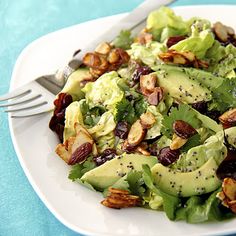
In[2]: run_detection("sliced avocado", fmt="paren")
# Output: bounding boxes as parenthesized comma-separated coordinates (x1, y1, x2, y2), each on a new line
(151, 157, 221, 197)
(61, 68, 92, 100)
(81, 153, 157, 190)
(153, 67, 211, 104)
(225, 126, 236, 148)
(153, 65, 224, 90)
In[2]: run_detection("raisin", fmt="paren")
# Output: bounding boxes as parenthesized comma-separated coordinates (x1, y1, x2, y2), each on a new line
(94, 148, 116, 166)
(191, 101, 208, 113)
(132, 65, 152, 82)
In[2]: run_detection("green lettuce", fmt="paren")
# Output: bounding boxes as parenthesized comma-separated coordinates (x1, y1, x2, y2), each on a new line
(175, 189, 234, 223)
(63, 100, 85, 141)
(88, 111, 116, 139)
(129, 41, 167, 67)
(207, 44, 236, 77)
(146, 6, 189, 42)
(170, 22, 214, 59)
(172, 130, 227, 172)
(145, 105, 163, 140)
(82, 71, 125, 110)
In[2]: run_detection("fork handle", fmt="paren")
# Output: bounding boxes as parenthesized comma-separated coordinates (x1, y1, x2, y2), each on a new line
(67, 0, 174, 71)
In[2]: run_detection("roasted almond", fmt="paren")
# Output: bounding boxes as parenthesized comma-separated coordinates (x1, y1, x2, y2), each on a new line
(213, 22, 230, 42)
(101, 187, 141, 209)
(222, 178, 236, 201)
(136, 146, 151, 156)
(173, 120, 197, 139)
(127, 119, 146, 147)
(219, 108, 236, 128)
(147, 87, 164, 106)
(95, 42, 111, 55)
(140, 112, 156, 129)
(140, 74, 157, 96)
(83, 53, 101, 68)
(170, 133, 188, 150)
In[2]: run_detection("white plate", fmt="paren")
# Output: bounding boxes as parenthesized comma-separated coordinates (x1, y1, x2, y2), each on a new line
(10, 5, 236, 236)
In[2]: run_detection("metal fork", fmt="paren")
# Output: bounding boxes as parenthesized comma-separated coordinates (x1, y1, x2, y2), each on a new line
(0, 0, 174, 118)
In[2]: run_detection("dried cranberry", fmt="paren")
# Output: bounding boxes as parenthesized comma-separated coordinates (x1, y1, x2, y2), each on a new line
(49, 92, 73, 142)
(62, 94, 73, 108)
(191, 101, 208, 114)
(166, 35, 186, 48)
(216, 149, 236, 180)
(132, 65, 152, 82)
(114, 121, 129, 139)
(55, 124, 64, 143)
(158, 147, 180, 166)
(94, 148, 116, 166)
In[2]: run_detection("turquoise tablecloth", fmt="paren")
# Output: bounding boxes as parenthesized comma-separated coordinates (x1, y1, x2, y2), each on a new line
(0, 0, 236, 235)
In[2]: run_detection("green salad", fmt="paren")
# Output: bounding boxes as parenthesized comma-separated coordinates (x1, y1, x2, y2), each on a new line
(49, 6, 236, 223)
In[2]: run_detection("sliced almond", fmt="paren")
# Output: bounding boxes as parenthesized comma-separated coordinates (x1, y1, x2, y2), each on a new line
(107, 49, 120, 64)
(213, 22, 230, 42)
(140, 112, 156, 129)
(222, 178, 236, 201)
(173, 120, 197, 139)
(127, 119, 146, 147)
(147, 87, 164, 106)
(170, 133, 188, 150)
(219, 108, 236, 128)
(95, 42, 111, 55)
(140, 74, 157, 96)
(74, 122, 98, 156)
(136, 146, 151, 156)
(83, 53, 101, 68)
(101, 187, 141, 209)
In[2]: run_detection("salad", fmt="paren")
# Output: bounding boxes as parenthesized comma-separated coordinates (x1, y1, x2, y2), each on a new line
(49, 6, 236, 223)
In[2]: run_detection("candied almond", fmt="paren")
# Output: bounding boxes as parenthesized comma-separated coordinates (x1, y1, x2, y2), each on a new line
(147, 87, 164, 106)
(140, 112, 156, 129)
(219, 108, 236, 128)
(95, 42, 111, 55)
(173, 120, 197, 139)
(140, 74, 157, 96)
(170, 133, 188, 150)
(127, 120, 146, 147)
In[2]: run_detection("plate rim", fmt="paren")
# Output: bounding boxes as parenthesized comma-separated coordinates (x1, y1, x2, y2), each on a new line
(9, 5, 236, 236)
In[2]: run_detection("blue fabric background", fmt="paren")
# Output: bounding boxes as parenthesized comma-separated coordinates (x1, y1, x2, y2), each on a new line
(0, 0, 236, 235)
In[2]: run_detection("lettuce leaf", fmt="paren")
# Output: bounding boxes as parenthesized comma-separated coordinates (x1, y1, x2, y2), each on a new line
(129, 42, 167, 67)
(170, 22, 214, 59)
(176, 189, 234, 223)
(207, 44, 236, 77)
(63, 100, 85, 141)
(88, 111, 116, 139)
(82, 71, 124, 110)
(146, 6, 189, 42)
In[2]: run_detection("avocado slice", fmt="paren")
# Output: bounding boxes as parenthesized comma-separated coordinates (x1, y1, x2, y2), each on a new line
(153, 65, 224, 90)
(61, 68, 92, 100)
(153, 67, 211, 104)
(81, 153, 157, 190)
(151, 157, 221, 197)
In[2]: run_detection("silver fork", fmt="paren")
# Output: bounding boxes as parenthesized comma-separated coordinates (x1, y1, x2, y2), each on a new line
(1, 0, 174, 118)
